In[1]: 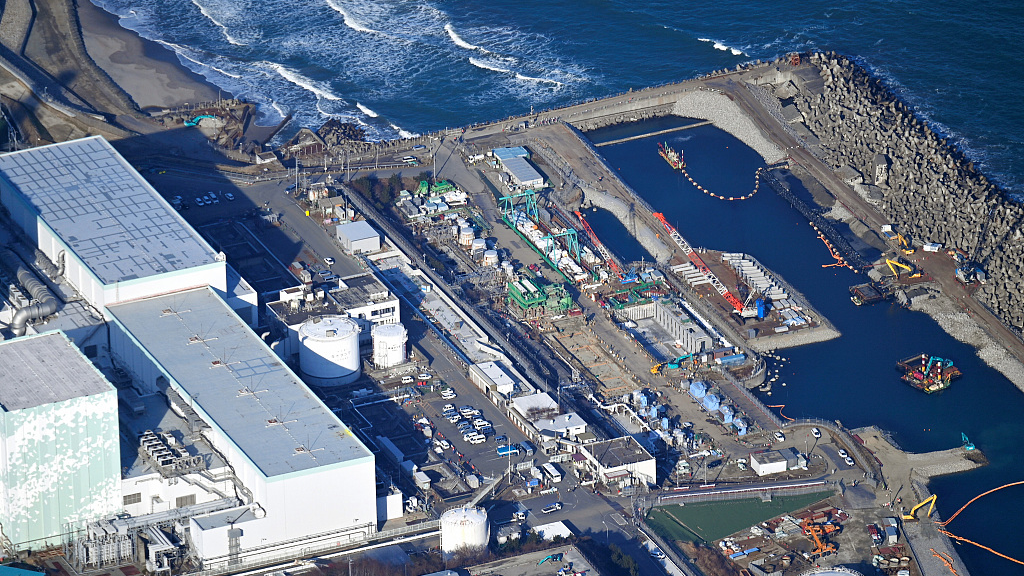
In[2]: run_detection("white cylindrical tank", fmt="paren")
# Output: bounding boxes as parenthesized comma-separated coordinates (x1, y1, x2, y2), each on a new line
(298, 316, 361, 386)
(797, 568, 864, 576)
(372, 323, 408, 368)
(440, 506, 489, 555)
(458, 226, 475, 247)
(470, 238, 487, 252)
(501, 260, 514, 277)
(482, 250, 499, 265)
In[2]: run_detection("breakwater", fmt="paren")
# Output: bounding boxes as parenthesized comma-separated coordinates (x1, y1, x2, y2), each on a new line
(789, 52, 1024, 333)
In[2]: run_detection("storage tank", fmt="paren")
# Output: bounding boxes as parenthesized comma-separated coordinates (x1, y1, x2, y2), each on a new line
(458, 226, 475, 247)
(471, 238, 487, 253)
(797, 568, 865, 576)
(482, 250, 499, 265)
(702, 393, 721, 412)
(719, 404, 735, 423)
(689, 380, 708, 399)
(501, 260, 514, 277)
(298, 316, 361, 386)
(372, 323, 408, 368)
(440, 506, 489, 555)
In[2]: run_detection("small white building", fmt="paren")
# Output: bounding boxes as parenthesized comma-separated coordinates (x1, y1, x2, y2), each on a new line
(750, 450, 788, 477)
(336, 220, 381, 254)
(579, 436, 656, 488)
(535, 413, 587, 442)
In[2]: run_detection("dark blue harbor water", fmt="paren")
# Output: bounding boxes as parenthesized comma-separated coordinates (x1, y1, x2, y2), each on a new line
(89, 0, 1024, 571)
(589, 118, 1024, 575)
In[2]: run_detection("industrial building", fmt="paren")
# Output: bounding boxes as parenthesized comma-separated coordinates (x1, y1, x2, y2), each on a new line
(492, 147, 544, 189)
(578, 436, 656, 489)
(0, 332, 121, 550)
(336, 220, 382, 254)
(750, 450, 789, 477)
(0, 137, 386, 569)
(265, 272, 400, 361)
(0, 136, 257, 327)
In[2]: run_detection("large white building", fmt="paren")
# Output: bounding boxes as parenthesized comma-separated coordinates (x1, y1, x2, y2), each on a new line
(0, 136, 257, 327)
(578, 436, 656, 489)
(0, 332, 121, 550)
(0, 137, 382, 570)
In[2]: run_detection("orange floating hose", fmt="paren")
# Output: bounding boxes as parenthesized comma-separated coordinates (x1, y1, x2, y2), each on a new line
(939, 480, 1024, 526)
(939, 529, 1024, 566)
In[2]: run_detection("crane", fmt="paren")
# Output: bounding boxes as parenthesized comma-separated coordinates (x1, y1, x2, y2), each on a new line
(903, 494, 938, 521)
(652, 212, 744, 312)
(800, 518, 837, 558)
(575, 210, 623, 278)
(956, 207, 996, 285)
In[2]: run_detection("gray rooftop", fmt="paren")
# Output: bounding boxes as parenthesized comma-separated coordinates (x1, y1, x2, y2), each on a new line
(336, 220, 379, 242)
(584, 436, 654, 469)
(268, 273, 394, 326)
(0, 331, 113, 411)
(501, 156, 543, 185)
(106, 287, 373, 478)
(0, 137, 218, 285)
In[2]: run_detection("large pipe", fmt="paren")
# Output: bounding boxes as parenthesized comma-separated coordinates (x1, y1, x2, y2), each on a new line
(1, 249, 58, 336)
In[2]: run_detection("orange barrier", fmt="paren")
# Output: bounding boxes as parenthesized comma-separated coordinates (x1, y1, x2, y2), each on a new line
(934, 480, 1024, 566)
(679, 166, 763, 201)
(765, 404, 795, 421)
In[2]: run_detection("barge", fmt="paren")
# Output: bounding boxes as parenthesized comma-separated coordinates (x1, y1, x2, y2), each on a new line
(897, 354, 961, 393)
(658, 142, 684, 170)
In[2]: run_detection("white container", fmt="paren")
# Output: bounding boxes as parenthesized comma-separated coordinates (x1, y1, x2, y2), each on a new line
(298, 316, 361, 386)
(482, 250, 499, 265)
(372, 323, 408, 368)
(458, 226, 475, 247)
(923, 243, 943, 252)
(470, 238, 487, 252)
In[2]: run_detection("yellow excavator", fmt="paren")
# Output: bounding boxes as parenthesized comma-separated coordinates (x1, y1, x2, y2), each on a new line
(903, 494, 937, 521)
(886, 258, 922, 279)
(897, 233, 916, 255)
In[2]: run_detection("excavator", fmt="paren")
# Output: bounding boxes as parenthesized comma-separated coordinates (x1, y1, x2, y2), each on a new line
(651, 353, 696, 374)
(800, 518, 837, 558)
(897, 233, 916, 255)
(902, 494, 937, 521)
(886, 258, 922, 279)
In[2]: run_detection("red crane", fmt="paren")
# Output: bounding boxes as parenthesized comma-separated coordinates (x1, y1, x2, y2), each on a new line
(652, 212, 744, 312)
(575, 210, 623, 278)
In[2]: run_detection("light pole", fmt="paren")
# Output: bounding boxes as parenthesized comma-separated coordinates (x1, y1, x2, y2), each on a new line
(602, 519, 608, 544)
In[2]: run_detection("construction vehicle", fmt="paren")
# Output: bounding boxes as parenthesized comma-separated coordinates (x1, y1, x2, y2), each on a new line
(740, 290, 766, 319)
(800, 518, 837, 558)
(897, 233, 916, 255)
(902, 494, 937, 521)
(652, 213, 745, 312)
(651, 353, 695, 374)
(961, 432, 975, 451)
(885, 258, 922, 279)
(955, 207, 995, 286)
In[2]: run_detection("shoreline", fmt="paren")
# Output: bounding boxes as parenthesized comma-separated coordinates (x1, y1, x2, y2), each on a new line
(76, 0, 227, 111)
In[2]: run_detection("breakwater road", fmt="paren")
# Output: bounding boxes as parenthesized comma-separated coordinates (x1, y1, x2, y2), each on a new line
(593, 120, 712, 147)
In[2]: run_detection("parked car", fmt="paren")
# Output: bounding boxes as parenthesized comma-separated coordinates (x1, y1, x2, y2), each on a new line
(838, 448, 849, 458)
(468, 435, 486, 445)
(773, 431, 786, 442)
(649, 548, 666, 560)
(418, 373, 432, 381)
(447, 414, 461, 423)
(317, 270, 331, 277)
(495, 435, 509, 445)
(324, 256, 335, 265)
(844, 456, 856, 467)
(208, 191, 219, 203)
(442, 404, 455, 412)
(224, 192, 235, 201)
(440, 389, 457, 400)
(194, 197, 204, 206)
(541, 502, 563, 514)
(707, 459, 723, 469)
(811, 427, 822, 438)
(401, 376, 415, 384)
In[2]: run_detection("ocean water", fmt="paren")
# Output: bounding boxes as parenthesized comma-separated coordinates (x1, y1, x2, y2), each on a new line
(91, 0, 1024, 572)
(93, 0, 1024, 193)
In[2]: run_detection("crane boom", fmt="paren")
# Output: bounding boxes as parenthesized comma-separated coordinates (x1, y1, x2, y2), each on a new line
(575, 211, 623, 276)
(653, 213, 745, 312)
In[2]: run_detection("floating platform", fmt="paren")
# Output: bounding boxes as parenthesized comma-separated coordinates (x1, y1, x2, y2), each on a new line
(897, 353, 961, 394)
(850, 282, 887, 306)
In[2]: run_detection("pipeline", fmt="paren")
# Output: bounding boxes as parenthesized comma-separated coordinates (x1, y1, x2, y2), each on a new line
(1, 248, 59, 336)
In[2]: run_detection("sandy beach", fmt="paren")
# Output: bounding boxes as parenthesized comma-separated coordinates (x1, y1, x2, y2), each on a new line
(77, 0, 227, 111)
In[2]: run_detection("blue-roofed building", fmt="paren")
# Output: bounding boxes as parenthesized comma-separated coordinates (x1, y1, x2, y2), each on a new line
(492, 146, 530, 162)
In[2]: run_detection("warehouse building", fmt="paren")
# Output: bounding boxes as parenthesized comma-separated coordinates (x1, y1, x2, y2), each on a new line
(578, 436, 656, 489)
(750, 450, 788, 477)
(0, 331, 121, 550)
(336, 220, 381, 254)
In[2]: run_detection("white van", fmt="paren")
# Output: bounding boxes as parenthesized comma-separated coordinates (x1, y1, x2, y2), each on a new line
(401, 376, 414, 384)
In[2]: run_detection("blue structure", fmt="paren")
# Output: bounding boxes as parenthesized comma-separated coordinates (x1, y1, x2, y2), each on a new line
(702, 393, 721, 412)
(689, 381, 709, 399)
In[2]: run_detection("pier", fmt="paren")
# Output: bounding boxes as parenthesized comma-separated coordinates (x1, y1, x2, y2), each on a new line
(593, 120, 712, 147)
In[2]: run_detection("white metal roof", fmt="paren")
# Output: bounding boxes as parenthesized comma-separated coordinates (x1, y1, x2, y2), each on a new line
(336, 220, 379, 242)
(0, 136, 218, 285)
(501, 157, 543, 185)
(106, 287, 372, 478)
(0, 331, 113, 411)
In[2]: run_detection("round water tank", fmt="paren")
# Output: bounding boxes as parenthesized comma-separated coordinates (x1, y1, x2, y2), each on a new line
(372, 323, 407, 368)
(470, 238, 487, 252)
(440, 506, 489, 555)
(298, 316, 360, 386)
(458, 226, 475, 247)
(501, 260, 514, 277)
(483, 250, 499, 265)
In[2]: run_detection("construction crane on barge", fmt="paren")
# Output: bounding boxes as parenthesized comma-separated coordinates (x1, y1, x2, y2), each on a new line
(575, 210, 624, 279)
(652, 212, 745, 312)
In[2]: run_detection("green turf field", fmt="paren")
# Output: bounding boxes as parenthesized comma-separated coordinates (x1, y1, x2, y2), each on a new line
(646, 491, 834, 543)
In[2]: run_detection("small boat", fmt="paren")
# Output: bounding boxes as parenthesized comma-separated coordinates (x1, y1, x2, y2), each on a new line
(897, 353, 961, 393)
